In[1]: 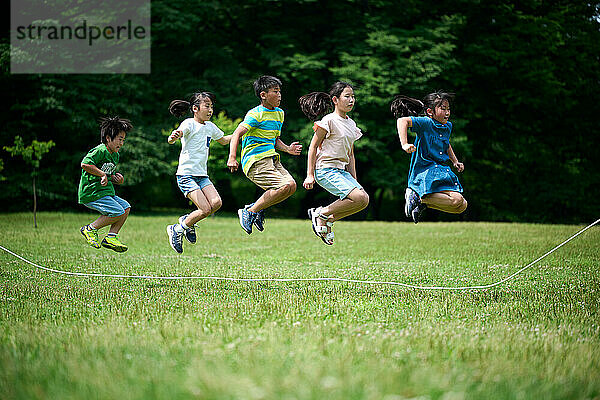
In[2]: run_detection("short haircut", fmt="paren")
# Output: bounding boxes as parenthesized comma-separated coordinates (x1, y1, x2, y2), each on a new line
(99, 116, 133, 144)
(253, 75, 282, 99)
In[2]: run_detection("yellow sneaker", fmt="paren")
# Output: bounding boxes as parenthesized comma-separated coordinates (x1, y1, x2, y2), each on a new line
(80, 225, 101, 248)
(101, 235, 128, 252)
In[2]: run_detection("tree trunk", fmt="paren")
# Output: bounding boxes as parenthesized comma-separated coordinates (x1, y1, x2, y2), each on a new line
(33, 174, 37, 228)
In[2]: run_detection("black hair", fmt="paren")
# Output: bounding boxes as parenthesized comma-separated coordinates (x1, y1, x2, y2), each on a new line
(253, 75, 282, 99)
(390, 90, 455, 119)
(298, 81, 354, 121)
(168, 91, 216, 117)
(99, 116, 133, 144)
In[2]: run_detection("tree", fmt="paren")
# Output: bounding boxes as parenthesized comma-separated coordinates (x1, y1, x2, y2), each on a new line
(4, 136, 55, 227)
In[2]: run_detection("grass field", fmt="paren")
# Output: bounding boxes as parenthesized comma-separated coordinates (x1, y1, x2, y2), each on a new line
(1, 212, 599, 399)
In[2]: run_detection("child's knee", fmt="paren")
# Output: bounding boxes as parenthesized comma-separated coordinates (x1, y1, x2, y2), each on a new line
(284, 179, 296, 195)
(211, 197, 222, 213)
(451, 195, 467, 213)
(458, 198, 468, 213)
(358, 190, 369, 208)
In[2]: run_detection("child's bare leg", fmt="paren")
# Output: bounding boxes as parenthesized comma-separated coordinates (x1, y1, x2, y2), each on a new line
(422, 191, 467, 214)
(248, 180, 296, 213)
(185, 188, 215, 225)
(201, 185, 223, 215)
(320, 188, 369, 222)
(90, 215, 121, 230)
(108, 207, 130, 234)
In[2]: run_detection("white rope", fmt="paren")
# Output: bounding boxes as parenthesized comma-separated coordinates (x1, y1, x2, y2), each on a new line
(1, 218, 598, 290)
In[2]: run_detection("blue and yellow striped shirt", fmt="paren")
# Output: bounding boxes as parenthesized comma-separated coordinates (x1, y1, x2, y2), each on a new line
(239, 105, 284, 175)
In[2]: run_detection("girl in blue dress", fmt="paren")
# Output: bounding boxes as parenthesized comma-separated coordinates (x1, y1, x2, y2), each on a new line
(391, 91, 467, 223)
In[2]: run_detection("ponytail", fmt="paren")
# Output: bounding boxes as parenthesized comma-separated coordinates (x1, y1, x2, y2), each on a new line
(168, 100, 191, 117)
(390, 95, 424, 119)
(299, 81, 354, 121)
(168, 91, 216, 117)
(298, 92, 333, 121)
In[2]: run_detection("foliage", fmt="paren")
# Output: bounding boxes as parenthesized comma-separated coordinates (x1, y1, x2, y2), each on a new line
(3, 136, 55, 174)
(1, 0, 599, 222)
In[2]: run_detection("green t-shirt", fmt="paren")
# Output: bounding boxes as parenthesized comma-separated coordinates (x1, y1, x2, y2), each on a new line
(78, 144, 120, 204)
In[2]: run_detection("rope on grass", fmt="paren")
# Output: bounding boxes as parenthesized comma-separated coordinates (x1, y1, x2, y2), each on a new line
(1, 218, 598, 290)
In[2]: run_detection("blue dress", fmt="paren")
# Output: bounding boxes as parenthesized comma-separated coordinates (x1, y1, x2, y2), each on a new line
(407, 116, 463, 197)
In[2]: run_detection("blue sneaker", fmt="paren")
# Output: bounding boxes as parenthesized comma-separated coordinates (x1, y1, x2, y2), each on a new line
(238, 208, 256, 235)
(179, 215, 196, 244)
(246, 203, 265, 232)
(166, 224, 184, 253)
(404, 187, 420, 218)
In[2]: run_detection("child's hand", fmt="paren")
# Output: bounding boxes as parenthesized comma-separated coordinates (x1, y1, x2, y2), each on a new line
(111, 173, 124, 184)
(288, 142, 302, 155)
(227, 156, 238, 172)
(100, 173, 108, 186)
(169, 130, 183, 143)
(303, 175, 315, 190)
(402, 143, 416, 153)
(454, 162, 464, 172)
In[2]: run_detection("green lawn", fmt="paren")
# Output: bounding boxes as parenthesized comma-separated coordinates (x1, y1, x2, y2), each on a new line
(1, 212, 599, 400)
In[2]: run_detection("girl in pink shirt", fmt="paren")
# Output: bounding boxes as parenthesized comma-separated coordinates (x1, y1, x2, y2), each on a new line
(299, 82, 369, 245)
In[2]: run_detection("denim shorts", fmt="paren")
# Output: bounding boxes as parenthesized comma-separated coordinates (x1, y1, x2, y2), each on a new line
(315, 168, 363, 199)
(84, 195, 130, 217)
(176, 175, 213, 197)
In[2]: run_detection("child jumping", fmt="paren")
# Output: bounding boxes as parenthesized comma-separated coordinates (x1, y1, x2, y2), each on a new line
(392, 91, 467, 223)
(227, 75, 302, 234)
(300, 82, 369, 245)
(79, 116, 133, 252)
(165, 91, 232, 254)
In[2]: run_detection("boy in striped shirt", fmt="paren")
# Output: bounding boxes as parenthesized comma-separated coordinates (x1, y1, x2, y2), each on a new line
(227, 75, 302, 234)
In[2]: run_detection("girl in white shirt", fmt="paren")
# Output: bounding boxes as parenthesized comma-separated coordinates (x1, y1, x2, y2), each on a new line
(300, 82, 369, 245)
(165, 91, 231, 254)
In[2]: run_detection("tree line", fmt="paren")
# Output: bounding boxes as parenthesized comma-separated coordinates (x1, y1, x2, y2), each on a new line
(1, 0, 598, 223)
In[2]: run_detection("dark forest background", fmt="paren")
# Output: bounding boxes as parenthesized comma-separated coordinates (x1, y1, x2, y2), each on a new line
(1, 0, 599, 223)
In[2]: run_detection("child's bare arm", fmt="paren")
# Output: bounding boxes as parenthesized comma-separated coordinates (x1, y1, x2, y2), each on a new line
(447, 144, 464, 172)
(275, 138, 302, 155)
(346, 146, 358, 180)
(227, 126, 247, 172)
(111, 173, 124, 185)
(216, 135, 232, 145)
(81, 163, 108, 186)
(168, 130, 183, 144)
(303, 127, 327, 190)
(396, 117, 416, 153)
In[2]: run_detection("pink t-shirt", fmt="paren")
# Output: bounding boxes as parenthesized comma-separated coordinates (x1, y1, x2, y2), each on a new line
(314, 112, 362, 170)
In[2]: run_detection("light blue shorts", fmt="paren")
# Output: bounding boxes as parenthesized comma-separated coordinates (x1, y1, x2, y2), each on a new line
(315, 168, 363, 199)
(176, 175, 213, 197)
(84, 195, 130, 217)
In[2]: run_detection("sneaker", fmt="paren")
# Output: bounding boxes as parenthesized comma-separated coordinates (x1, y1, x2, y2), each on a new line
(411, 203, 427, 224)
(179, 215, 196, 244)
(246, 203, 265, 232)
(238, 208, 256, 235)
(80, 225, 101, 249)
(404, 187, 420, 218)
(166, 224, 184, 253)
(101, 235, 128, 252)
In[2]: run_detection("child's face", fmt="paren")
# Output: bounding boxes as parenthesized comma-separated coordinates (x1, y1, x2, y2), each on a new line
(429, 100, 451, 124)
(333, 86, 355, 114)
(261, 86, 281, 109)
(106, 131, 126, 153)
(193, 99, 214, 122)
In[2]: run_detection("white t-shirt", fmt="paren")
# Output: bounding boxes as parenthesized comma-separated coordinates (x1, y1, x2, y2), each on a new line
(175, 118, 224, 176)
(314, 112, 362, 170)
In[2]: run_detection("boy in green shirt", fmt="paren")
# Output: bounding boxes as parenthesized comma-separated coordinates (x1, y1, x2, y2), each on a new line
(78, 116, 133, 252)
